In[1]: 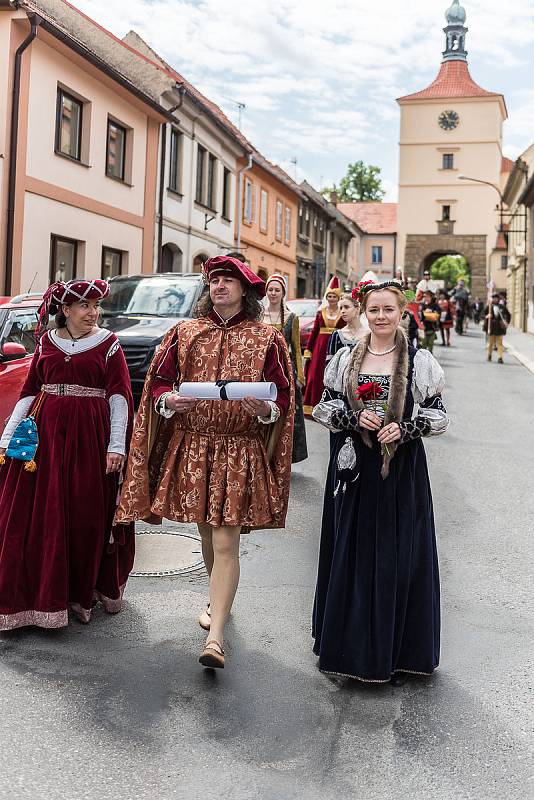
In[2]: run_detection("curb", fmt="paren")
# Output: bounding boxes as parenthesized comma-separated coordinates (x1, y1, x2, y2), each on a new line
(504, 342, 534, 376)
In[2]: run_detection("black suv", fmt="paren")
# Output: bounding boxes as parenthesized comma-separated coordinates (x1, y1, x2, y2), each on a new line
(100, 273, 205, 402)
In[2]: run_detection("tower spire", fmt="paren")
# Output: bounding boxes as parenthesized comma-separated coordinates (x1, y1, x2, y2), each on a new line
(443, 0, 468, 62)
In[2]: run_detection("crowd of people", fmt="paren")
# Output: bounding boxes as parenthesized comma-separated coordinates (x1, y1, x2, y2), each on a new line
(6, 256, 519, 686)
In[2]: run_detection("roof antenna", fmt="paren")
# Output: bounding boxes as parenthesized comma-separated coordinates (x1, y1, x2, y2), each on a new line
(222, 97, 246, 129)
(26, 271, 38, 293)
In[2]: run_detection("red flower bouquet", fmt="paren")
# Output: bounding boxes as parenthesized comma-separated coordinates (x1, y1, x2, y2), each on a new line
(356, 381, 383, 402)
(355, 381, 391, 455)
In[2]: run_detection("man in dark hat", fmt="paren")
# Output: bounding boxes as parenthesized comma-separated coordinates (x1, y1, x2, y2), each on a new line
(116, 257, 294, 669)
(483, 292, 511, 363)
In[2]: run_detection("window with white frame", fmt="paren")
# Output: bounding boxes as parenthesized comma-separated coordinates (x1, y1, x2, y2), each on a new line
(276, 200, 283, 240)
(284, 207, 291, 244)
(372, 245, 383, 264)
(260, 189, 268, 232)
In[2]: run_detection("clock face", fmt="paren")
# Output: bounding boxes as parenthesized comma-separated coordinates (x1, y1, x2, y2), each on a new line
(439, 110, 460, 130)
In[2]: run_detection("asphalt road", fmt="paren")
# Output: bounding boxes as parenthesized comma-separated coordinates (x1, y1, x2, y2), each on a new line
(0, 326, 532, 800)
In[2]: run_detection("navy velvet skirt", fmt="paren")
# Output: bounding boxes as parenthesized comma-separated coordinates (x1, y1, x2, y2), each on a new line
(312, 432, 440, 682)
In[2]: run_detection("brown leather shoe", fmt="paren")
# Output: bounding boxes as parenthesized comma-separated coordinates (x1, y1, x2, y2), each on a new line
(199, 640, 225, 669)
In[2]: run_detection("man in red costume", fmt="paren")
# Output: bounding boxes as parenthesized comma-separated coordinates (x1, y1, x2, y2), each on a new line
(117, 256, 294, 669)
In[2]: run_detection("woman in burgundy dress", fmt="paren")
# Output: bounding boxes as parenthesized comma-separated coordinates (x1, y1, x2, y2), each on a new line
(0, 280, 135, 630)
(302, 276, 344, 416)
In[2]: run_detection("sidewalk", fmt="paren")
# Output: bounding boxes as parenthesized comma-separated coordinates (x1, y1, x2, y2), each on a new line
(504, 326, 534, 375)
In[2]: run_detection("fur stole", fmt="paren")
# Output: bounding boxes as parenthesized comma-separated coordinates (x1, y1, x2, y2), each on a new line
(345, 328, 409, 479)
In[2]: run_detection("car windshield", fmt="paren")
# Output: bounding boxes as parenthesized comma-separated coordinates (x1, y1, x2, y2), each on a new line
(287, 300, 320, 317)
(100, 277, 199, 318)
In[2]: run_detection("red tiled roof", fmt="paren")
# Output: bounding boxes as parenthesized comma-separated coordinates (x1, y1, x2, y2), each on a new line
(501, 157, 514, 173)
(337, 203, 398, 235)
(398, 60, 501, 102)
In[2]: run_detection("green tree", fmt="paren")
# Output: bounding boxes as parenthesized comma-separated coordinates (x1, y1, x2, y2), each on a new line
(324, 161, 385, 202)
(430, 255, 470, 289)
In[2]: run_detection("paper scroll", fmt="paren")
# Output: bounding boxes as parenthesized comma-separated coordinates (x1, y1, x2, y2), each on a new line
(178, 381, 278, 401)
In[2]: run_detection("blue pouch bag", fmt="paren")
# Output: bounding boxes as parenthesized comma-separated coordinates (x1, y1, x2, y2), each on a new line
(2, 393, 44, 472)
(6, 416, 39, 471)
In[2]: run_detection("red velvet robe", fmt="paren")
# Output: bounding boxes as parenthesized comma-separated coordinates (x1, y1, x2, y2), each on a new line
(0, 331, 135, 630)
(302, 310, 344, 416)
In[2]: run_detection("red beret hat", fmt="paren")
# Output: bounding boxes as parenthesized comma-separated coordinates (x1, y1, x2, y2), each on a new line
(203, 256, 266, 298)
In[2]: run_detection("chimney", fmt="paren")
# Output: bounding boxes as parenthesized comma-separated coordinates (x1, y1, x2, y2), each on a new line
(330, 189, 338, 205)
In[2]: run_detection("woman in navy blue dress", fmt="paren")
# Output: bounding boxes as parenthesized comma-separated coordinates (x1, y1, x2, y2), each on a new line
(311, 281, 449, 685)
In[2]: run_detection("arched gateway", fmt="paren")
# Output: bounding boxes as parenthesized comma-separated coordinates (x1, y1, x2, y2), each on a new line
(404, 234, 485, 296)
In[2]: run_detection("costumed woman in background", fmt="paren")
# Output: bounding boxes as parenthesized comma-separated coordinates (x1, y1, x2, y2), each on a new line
(312, 281, 449, 685)
(302, 276, 344, 416)
(264, 274, 307, 463)
(327, 287, 368, 363)
(0, 280, 135, 630)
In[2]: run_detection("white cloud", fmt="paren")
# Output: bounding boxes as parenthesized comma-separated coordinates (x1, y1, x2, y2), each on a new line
(73, 0, 534, 192)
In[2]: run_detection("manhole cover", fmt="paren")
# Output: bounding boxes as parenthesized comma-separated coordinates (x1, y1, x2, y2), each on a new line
(131, 529, 205, 577)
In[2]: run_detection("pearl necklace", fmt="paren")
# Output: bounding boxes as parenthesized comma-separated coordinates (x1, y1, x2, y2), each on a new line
(367, 342, 397, 356)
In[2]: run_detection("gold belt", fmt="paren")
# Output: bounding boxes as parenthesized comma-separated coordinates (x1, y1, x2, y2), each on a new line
(319, 327, 336, 334)
(41, 384, 106, 399)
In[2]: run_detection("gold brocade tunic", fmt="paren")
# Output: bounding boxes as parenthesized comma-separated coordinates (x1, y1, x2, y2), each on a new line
(116, 314, 295, 529)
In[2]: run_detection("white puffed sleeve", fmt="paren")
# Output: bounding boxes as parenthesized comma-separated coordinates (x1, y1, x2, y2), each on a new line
(409, 349, 449, 437)
(311, 346, 352, 430)
(412, 349, 445, 404)
(323, 346, 352, 392)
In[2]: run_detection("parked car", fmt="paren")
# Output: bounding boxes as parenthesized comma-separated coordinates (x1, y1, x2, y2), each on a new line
(286, 298, 321, 351)
(0, 294, 43, 423)
(100, 273, 205, 402)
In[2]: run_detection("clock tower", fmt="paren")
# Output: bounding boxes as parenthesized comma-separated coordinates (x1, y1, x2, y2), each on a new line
(396, 0, 508, 297)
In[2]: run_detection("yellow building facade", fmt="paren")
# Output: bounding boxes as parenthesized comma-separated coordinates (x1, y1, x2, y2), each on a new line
(396, 0, 508, 299)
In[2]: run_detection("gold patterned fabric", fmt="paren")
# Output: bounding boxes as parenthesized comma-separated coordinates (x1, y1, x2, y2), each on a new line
(116, 318, 295, 529)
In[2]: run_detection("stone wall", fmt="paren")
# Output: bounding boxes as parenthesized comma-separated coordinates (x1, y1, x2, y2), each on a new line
(403, 234, 487, 298)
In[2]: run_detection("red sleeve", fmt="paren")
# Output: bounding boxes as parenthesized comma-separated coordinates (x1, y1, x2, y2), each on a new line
(304, 311, 322, 358)
(20, 338, 45, 399)
(262, 336, 291, 415)
(104, 336, 133, 404)
(151, 331, 180, 402)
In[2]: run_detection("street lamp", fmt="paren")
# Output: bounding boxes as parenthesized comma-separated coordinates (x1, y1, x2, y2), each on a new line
(458, 174, 505, 232)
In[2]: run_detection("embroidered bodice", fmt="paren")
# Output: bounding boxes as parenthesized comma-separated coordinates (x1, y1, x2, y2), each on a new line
(358, 373, 391, 420)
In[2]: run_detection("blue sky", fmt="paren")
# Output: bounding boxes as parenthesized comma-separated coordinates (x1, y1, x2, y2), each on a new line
(74, 0, 534, 199)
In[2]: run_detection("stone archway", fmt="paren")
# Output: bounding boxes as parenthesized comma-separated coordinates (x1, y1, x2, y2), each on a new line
(422, 249, 471, 291)
(404, 234, 486, 298)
